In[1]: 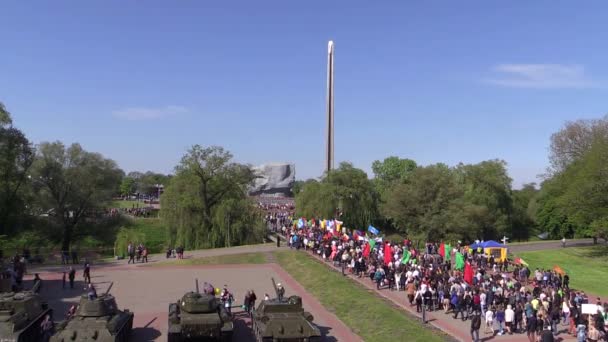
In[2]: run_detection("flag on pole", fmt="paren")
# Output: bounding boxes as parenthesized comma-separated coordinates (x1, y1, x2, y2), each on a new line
(368, 225, 379, 235)
(455, 251, 465, 270)
(369, 239, 377, 252)
(297, 218, 304, 229)
(362, 242, 371, 258)
(464, 262, 473, 284)
(401, 250, 411, 265)
(438, 243, 445, 258)
(514, 257, 529, 266)
(384, 244, 392, 266)
(444, 244, 452, 261)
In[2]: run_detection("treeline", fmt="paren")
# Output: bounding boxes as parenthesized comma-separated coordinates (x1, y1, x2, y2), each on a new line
(296, 116, 608, 243)
(0, 103, 124, 252)
(1, 102, 264, 254)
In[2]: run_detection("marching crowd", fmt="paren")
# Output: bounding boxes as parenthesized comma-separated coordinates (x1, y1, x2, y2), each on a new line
(283, 224, 607, 342)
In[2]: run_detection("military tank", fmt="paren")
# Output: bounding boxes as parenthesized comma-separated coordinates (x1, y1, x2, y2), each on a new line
(167, 279, 234, 342)
(0, 273, 52, 342)
(252, 278, 321, 342)
(50, 282, 134, 342)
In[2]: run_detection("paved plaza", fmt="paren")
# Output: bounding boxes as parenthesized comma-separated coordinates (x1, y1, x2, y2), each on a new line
(25, 258, 360, 341)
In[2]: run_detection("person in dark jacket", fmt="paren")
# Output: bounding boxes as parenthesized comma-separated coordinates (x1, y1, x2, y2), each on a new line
(540, 326, 554, 342)
(471, 311, 481, 342)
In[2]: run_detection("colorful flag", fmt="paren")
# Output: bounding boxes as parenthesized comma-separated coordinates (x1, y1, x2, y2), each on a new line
(362, 243, 371, 258)
(401, 250, 411, 265)
(455, 251, 464, 270)
(514, 257, 529, 266)
(464, 262, 473, 284)
(368, 225, 379, 235)
(369, 239, 377, 252)
(553, 265, 566, 276)
(384, 244, 392, 265)
(438, 243, 445, 258)
(297, 218, 304, 229)
(444, 244, 452, 261)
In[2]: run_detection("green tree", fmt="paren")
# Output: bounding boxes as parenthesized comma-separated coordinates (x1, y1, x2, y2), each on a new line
(511, 183, 538, 240)
(30, 142, 123, 251)
(382, 163, 462, 241)
(295, 163, 379, 229)
(372, 156, 417, 196)
(161, 145, 263, 249)
(119, 177, 136, 197)
(0, 103, 35, 236)
(549, 115, 608, 172)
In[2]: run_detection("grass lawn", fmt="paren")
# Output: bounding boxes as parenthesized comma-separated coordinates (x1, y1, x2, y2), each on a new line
(274, 251, 445, 342)
(121, 217, 167, 253)
(150, 252, 267, 266)
(517, 246, 608, 297)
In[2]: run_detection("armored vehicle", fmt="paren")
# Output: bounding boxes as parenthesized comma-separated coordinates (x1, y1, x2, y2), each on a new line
(252, 278, 321, 342)
(167, 279, 233, 341)
(0, 274, 52, 342)
(51, 283, 133, 342)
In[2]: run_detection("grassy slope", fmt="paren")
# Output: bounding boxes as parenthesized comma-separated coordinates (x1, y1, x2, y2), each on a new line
(274, 251, 444, 342)
(517, 246, 608, 297)
(123, 217, 166, 253)
(150, 252, 267, 266)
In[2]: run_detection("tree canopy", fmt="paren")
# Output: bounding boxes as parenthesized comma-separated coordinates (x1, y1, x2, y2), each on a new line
(160, 145, 265, 249)
(30, 142, 123, 251)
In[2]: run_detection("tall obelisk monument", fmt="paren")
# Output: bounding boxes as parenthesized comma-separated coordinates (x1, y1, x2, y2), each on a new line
(325, 40, 335, 174)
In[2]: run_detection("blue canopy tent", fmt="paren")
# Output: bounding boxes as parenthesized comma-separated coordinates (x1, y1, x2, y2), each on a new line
(470, 240, 507, 261)
(470, 240, 506, 249)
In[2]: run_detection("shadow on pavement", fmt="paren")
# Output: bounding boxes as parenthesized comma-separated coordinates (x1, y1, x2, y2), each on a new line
(317, 325, 338, 342)
(132, 317, 162, 341)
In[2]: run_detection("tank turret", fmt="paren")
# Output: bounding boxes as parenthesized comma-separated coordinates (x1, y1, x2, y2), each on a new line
(0, 270, 52, 342)
(50, 282, 133, 342)
(251, 278, 321, 341)
(167, 279, 233, 341)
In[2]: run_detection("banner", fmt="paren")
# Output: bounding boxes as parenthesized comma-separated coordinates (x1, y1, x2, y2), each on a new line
(444, 244, 452, 261)
(368, 225, 379, 235)
(401, 250, 411, 265)
(455, 251, 464, 270)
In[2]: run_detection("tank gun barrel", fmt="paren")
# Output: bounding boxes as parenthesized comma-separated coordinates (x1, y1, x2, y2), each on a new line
(31, 279, 41, 293)
(104, 282, 114, 296)
(271, 277, 279, 298)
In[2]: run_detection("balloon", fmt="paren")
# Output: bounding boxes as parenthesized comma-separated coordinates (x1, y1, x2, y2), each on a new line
(215, 288, 220, 295)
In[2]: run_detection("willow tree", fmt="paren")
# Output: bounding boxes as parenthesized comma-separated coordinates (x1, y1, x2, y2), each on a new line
(161, 145, 263, 249)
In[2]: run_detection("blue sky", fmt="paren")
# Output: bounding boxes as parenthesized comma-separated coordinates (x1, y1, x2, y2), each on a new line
(2, 1, 607, 188)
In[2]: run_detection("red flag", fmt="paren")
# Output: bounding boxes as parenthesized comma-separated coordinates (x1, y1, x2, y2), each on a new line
(464, 262, 473, 285)
(384, 243, 392, 266)
(362, 243, 371, 258)
(439, 243, 445, 258)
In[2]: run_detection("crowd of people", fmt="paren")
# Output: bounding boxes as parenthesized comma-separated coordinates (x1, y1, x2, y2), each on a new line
(282, 222, 607, 342)
(108, 206, 154, 217)
(126, 242, 149, 263)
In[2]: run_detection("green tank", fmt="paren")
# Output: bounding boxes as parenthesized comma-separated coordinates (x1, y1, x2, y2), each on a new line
(50, 283, 134, 342)
(0, 274, 52, 342)
(252, 278, 321, 342)
(167, 279, 233, 341)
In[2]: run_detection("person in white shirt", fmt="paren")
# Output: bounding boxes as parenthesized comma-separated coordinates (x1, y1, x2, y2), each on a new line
(485, 308, 494, 335)
(505, 304, 514, 334)
(480, 291, 487, 314)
